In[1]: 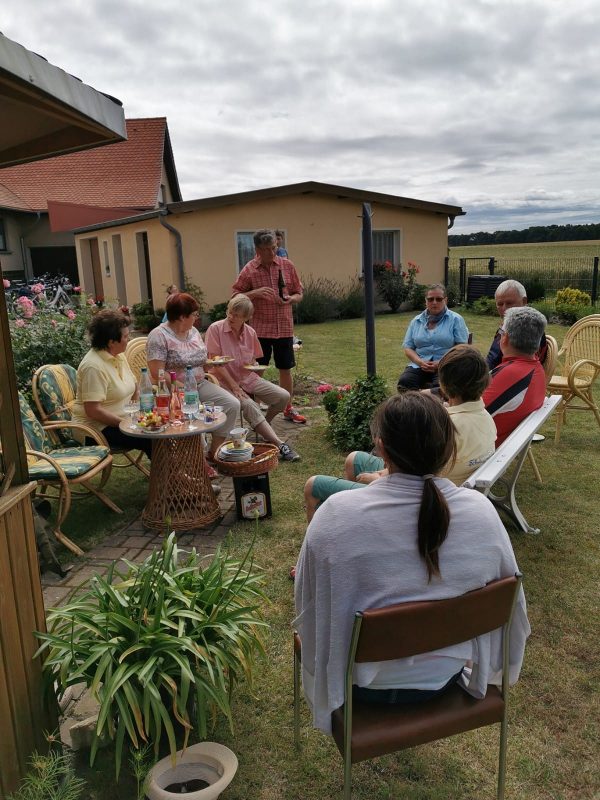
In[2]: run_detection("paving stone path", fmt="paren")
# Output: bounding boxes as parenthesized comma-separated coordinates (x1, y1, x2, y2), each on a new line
(41, 412, 314, 609)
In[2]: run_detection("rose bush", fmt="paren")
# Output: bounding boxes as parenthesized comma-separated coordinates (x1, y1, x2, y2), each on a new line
(373, 261, 420, 313)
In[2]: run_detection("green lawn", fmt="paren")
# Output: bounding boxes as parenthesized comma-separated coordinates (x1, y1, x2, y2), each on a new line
(67, 311, 599, 799)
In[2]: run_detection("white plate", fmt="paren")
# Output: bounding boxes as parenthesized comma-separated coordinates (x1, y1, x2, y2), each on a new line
(244, 364, 266, 372)
(205, 357, 234, 365)
(223, 441, 253, 451)
(137, 424, 168, 434)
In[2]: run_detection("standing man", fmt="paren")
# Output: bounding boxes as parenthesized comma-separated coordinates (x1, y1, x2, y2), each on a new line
(275, 229, 288, 257)
(232, 228, 306, 423)
(486, 279, 547, 369)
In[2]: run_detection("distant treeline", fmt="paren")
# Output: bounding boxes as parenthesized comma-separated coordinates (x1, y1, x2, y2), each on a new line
(449, 222, 600, 247)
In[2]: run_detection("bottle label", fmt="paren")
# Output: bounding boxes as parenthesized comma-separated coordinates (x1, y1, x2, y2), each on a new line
(184, 392, 199, 404)
(140, 394, 154, 412)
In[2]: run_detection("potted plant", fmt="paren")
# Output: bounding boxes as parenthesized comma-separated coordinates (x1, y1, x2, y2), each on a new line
(131, 300, 164, 333)
(34, 531, 268, 779)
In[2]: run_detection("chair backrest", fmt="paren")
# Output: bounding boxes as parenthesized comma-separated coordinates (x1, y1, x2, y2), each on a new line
(32, 364, 77, 444)
(353, 574, 521, 664)
(18, 392, 54, 461)
(560, 315, 600, 379)
(125, 337, 149, 384)
(543, 335, 558, 384)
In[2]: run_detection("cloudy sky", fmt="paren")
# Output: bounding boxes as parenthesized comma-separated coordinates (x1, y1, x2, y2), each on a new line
(3, 0, 600, 233)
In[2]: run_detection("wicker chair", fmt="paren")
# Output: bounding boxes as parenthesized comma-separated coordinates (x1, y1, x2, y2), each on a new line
(33, 364, 149, 478)
(547, 315, 600, 443)
(14, 392, 121, 555)
(125, 336, 150, 384)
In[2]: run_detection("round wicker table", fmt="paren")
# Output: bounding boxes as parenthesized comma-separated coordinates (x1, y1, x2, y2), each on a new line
(119, 413, 226, 531)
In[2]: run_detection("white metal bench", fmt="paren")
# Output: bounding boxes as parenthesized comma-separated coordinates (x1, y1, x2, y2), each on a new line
(462, 395, 562, 534)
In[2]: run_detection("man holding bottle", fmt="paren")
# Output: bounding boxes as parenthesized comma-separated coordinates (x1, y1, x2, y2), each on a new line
(232, 228, 306, 424)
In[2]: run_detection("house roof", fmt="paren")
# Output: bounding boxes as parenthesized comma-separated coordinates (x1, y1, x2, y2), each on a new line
(168, 181, 466, 218)
(0, 117, 181, 212)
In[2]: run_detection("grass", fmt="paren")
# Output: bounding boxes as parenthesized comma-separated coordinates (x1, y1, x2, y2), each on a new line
(57, 311, 599, 799)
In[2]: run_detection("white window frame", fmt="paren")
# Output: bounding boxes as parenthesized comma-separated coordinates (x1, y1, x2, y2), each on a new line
(235, 230, 256, 273)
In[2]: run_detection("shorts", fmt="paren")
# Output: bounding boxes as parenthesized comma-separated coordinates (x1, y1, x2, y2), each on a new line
(351, 451, 384, 478)
(311, 475, 366, 503)
(257, 336, 295, 370)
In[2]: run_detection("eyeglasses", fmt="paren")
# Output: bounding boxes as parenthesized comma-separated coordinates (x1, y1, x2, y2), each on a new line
(426, 297, 445, 302)
(257, 245, 277, 252)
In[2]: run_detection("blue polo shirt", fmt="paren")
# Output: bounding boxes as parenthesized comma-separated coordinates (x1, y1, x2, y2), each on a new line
(402, 309, 469, 367)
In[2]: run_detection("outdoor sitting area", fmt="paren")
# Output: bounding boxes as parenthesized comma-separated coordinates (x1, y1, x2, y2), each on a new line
(2, 308, 598, 799)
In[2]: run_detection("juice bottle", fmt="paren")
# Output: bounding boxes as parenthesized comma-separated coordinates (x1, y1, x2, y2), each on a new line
(169, 371, 185, 425)
(155, 369, 170, 421)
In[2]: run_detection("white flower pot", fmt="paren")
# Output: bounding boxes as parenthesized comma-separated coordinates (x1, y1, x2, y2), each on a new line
(145, 742, 238, 799)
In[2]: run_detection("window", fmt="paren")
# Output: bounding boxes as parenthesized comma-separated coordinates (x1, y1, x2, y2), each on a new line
(361, 228, 402, 274)
(236, 231, 255, 272)
(0, 218, 7, 251)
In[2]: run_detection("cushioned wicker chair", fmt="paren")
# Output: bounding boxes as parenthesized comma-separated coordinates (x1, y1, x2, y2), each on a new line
(547, 315, 600, 443)
(294, 574, 523, 800)
(33, 364, 149, 478)
(125, 336, 150, 384)
(15, 392, 121, 555)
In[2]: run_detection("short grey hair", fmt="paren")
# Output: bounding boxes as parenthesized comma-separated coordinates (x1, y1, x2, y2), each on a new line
(495, 279, 526, 299)
(228, 293, 254, 318)
(503, 306, 546, 355)
(426, 283, 447, 297)
(253, 229, 277, 247)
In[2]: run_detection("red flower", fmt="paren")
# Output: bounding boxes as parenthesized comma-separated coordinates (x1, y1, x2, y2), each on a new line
(416, 268, 420, 273)
(402, 271, 407, 277)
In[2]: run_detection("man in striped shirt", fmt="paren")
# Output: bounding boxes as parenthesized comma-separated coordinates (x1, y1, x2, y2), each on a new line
(482, 306, 547, 446)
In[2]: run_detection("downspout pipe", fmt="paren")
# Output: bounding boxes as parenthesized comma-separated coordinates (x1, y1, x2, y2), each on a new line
(159, 210, 185, 289)
(20, 212, 41, 281)
(448, 215, 456, 230)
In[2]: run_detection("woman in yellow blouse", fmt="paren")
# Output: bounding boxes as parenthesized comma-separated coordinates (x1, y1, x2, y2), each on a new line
(72, 309, 152, 457)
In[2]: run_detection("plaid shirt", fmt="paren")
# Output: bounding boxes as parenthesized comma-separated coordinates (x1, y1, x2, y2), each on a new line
(232, 255, 303, 339)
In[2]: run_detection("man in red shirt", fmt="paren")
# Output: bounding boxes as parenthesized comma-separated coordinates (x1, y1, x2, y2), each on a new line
(232, 229, 306, 423)
(482, 305, 547, 446)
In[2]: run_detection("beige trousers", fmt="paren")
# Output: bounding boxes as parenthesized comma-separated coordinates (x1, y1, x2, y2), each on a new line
(240, 378, 290, 429)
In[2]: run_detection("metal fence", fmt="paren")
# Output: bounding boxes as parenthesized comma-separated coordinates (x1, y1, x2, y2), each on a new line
(445, 256, 600, 305)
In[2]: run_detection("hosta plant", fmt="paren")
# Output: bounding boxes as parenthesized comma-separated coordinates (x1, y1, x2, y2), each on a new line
(34, 531, 268, 777)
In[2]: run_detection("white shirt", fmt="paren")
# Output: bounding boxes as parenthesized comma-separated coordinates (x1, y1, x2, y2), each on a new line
(294, 473, 529, 734)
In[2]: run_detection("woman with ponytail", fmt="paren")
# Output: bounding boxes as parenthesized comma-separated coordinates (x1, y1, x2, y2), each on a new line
(294, 392, 529, 735)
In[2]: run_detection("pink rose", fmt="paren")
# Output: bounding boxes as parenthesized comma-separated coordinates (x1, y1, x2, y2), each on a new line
(14, 318, 25, 327)
(51, 319, 57, 328)
(88, 299, 95, 306)
(317, 384, 333, 393)
(73, 286, 82, 292)
(3, 279, 10, 288)
(66, 309, 76, 320)
(31, 283, 44, 295)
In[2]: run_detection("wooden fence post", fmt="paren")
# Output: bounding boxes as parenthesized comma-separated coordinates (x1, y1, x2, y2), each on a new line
(592, 257, 599, 305)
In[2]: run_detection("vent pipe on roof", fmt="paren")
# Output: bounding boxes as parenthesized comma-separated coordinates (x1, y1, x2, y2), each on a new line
(159, 210, 185, 289)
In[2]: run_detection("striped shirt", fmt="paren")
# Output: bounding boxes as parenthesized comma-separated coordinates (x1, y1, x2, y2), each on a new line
(483, 356, 546, 446)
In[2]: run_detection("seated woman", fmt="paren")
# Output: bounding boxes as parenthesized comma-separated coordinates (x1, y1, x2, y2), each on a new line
(305, 345, 496, 521)
(204, 295, 299, 461)
(146, 292, 240, 471)
(397, 284, 469, 394)
(294, 393, 529, 734)
(72, 308, 152, 458)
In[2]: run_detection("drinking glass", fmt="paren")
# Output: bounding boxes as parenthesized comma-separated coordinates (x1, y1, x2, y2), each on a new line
(182, 400, 200, 430)
(123, 399, 140, 429)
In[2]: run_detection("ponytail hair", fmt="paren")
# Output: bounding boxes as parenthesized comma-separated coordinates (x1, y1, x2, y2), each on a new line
(372, 393, 456, 581)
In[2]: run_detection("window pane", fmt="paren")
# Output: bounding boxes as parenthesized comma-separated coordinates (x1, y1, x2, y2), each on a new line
(0, 219, 5, 251)
(237, 233, 255, 272)
(373, 231, 395, 263)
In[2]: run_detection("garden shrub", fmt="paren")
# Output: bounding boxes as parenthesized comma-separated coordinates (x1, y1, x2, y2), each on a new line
(554, 286, 592, 324)
(295, 275, 341, 324)
(373, 261, 419, 313)
(328, 373, 389, 452)
(338, 279, 365, 319)
(446, 282, 460, 308)
(531, 301, 554, 321)
(411, 282, 427, 310)
(9, 299, 96, 405)
(472, 296, 498, 315)
(523, 276, 546, 301)
(317, 383, 353, 416)
(131, 300, 163, 332)
(208, 301, 229, 322)
(184, 272, 206, 313)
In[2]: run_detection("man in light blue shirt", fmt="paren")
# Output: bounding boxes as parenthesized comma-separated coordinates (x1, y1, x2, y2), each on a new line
(398, 284, 469, 394)
(275, 229, 288, 258)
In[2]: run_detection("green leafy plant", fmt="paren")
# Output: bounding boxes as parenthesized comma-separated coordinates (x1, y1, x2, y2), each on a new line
(523, 276, 546, 302)
(183, 273, 206, 314)
(530, 301, 554, 321)
(208, 301, 229, 322)
(472, 296, 498, 316)
(446, 282, 460, 308)
(338, 280, 365, 319)
(555, 286, 593, 324)
(295, 275, 342, 324)
(7, 746, 85, 800)
(35, 531, 268, 778)
(373, 261, 419, 313)
(411, 282, 427, 310)
(131, 300, 164, 332)
(328, 373, 389, 451)
(317, 383, 353, 415)
(8, 296, 96, 405)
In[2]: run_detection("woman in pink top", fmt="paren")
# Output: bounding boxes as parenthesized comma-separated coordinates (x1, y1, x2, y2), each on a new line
(204, 295, 300, 462)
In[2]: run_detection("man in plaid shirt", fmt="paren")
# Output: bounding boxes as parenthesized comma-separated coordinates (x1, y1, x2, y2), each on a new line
(232, 228, 306, 423)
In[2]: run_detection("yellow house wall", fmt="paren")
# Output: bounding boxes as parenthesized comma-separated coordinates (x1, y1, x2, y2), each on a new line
(75, 193, 451, 310)
(169, 193, 449, 308)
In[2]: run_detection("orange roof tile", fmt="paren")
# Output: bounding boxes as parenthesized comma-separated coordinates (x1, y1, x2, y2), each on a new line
(0, 118, 172, 212)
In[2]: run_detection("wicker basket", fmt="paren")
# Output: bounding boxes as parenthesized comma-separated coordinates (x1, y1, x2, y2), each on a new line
(214, 442, 279, 477)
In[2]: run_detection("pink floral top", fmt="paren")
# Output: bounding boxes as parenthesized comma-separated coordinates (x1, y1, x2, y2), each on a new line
(204, 319, 263, 392)
(146, 323, 207, 384)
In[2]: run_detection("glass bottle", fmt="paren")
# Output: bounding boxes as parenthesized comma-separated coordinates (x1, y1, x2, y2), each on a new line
(168, 371, 185, 425)
(139, 367, 155, 413)
(155, 369, 170, 421)
(278, 268, 287, 300)
(182, 365, 200, 429)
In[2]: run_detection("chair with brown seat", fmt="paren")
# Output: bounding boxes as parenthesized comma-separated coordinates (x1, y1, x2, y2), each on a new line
(547, 314, 600, 443)
(293, 574, 523, 800)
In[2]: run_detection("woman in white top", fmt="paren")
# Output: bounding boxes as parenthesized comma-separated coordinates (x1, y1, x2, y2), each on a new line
(294, 392, 529, 734)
